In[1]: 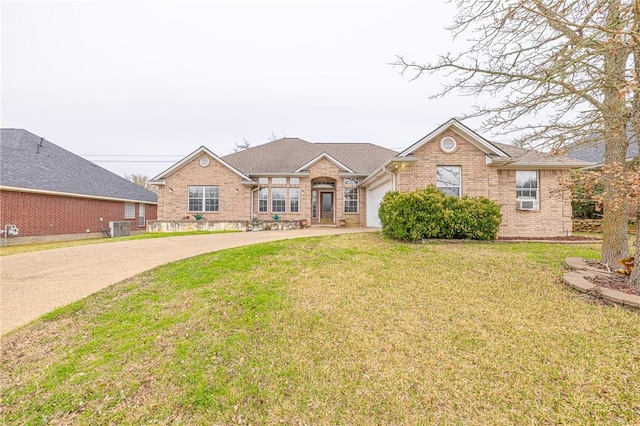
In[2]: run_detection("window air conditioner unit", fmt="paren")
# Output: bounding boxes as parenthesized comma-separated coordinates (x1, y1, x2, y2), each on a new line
(517, 199, 536, 211)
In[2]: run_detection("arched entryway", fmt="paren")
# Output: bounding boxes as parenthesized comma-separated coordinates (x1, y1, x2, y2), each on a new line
(311, 178, 336, 224)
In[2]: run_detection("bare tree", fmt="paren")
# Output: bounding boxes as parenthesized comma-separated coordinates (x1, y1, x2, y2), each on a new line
(233, 133, 287, 153)
(268, 132, 286, 142)
(233, 138, 252, 152)
(124, 173, 157, 193)
(394, 0, 638, 266)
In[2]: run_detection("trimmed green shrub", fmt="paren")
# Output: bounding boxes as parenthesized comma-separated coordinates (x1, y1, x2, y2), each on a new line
(378, 185, 502, 241)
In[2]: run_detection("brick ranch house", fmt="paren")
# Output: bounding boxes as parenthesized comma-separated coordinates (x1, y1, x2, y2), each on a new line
(149, 119, 591, 237)
(0, 129, 157, 243)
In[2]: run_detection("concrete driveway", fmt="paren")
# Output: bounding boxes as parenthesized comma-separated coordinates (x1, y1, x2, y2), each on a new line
(1, 227, 374, 335)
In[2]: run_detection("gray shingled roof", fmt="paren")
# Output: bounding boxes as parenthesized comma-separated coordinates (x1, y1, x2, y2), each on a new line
(490, 141, 593, 167)
(222, 138, 398, 174)
(567, 138, 639, 164)
(1, 129, 157, 203)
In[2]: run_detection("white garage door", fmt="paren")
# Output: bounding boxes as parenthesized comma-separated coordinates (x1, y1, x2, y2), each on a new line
(366, 178, 393, 228)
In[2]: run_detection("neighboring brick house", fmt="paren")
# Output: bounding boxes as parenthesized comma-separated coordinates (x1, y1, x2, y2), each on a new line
(150, 119, 591, 237)
(0, 129, 157, 241)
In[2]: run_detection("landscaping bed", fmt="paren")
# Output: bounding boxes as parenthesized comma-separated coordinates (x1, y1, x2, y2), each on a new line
(583, 260, 639, 296)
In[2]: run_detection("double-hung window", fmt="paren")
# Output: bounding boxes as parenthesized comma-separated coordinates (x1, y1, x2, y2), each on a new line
(436, 166, 461, 197)
(188, 186, 219, 212)
(343, 188, 359, 213)
(138, 204, 146, 227)
(258, 188, 268, 213)
(290, 188, 300, 213)
(516, 171, 539, 210)
(343, 178, 359, 214)
(271, 188, 286, 213)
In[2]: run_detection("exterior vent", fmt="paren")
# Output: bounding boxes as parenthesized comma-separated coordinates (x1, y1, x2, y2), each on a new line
(516, 199, 536, 211)
(109, 221, 131, 237)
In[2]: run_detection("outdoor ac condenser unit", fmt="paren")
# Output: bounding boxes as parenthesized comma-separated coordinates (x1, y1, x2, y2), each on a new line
(516, 199, 536, 211)
(109, 221, 131, 237)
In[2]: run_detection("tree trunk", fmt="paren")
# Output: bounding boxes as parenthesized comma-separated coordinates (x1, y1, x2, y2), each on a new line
(630, 209, 640, 290)
(600, 0, 630, 266)
(629, 8, 640, 290)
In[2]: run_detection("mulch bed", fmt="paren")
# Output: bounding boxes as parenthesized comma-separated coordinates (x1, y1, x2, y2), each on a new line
(583, 260, 639, 296)
(498, 236, 601, 241)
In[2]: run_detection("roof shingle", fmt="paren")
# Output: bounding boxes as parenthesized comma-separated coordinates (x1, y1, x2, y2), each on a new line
(0, 129, 157, 203)
(222, 138, 398, 174)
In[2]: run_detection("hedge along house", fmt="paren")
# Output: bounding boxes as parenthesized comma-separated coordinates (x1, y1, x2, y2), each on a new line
(150, 119, 591, 237)
(0, 129, 157, 243)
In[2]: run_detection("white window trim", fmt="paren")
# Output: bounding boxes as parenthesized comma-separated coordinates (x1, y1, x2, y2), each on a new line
(440, 136, 457, 153)
(343, 187, 359, 214)
(515, 170, 540, 210)
(187, 185, 220, 212)
(271, 187, 287, 214)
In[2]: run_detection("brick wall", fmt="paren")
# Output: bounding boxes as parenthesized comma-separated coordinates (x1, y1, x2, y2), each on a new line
(157, 154, 368, 227)
(496, 169, 572, 237)
(392, 130, 573, 237)
(0, 190, 157, 237)
(157, 154, 251, 221)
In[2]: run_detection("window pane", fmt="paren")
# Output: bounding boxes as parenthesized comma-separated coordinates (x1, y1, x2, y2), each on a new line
(271, 188, 286, 213)
(312, 191, 317, 218)
(272, 177, 286, 185)
(344, 178, 358, 185)
(290, 188, 300, 213)
(436, 166, 461, 197)
(124, 202, 135, 219)
(516, 171, 539, 200)
(189, 198, 203, 212)
(440, 187, 460, 197)
(258, 188, 268, 213)
(290, 177, 300, 185)
(138, 204, 145, 226)
(205, 186, 218, 198)
(188, 187, 203, 198)
(258, 178, 268, 185)
(344, 188, 359, 213)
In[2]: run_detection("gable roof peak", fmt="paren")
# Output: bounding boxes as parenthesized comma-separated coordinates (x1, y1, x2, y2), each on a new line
(398, 118, 509, 158)
(149, 145, 252, 183)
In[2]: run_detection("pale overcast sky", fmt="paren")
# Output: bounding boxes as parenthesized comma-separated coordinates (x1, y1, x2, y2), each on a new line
(2, 0, 490, 178)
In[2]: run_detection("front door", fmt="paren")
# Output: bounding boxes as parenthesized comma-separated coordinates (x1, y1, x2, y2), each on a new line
(320, 192, 334, 223)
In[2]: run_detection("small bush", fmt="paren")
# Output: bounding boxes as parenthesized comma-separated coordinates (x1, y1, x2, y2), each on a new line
(378, 185, 502, 241)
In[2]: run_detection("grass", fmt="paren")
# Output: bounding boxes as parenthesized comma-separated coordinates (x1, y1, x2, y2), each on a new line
(0, 230, 238, 257)
(2, 233, 639, 424)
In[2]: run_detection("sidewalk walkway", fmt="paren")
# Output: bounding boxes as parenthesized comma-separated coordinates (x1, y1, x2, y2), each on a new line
(1, 228, 373, 335)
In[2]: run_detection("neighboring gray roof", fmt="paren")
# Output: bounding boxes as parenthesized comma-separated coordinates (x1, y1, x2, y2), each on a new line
(567, 138, 639, 164)
(0, 129, 157, 203)
(222, 138, 398, 175)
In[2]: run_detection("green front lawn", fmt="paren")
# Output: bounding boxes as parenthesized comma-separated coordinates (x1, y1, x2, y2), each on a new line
(2, 234, 638, 425)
